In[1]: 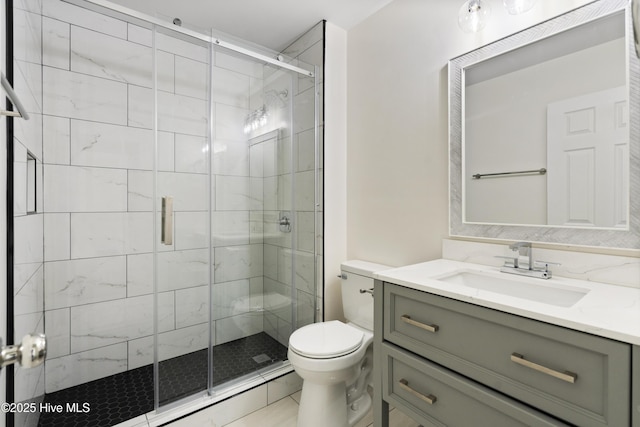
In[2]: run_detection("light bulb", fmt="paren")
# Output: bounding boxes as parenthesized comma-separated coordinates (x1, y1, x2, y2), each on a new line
(503, 0, 536, 15)
(458, 0, 491, 33)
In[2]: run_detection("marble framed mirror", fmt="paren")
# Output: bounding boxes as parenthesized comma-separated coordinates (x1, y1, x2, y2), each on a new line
(449, 0, 640, 249)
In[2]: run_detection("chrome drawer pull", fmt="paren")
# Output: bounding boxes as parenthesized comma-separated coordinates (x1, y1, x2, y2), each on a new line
(398, 379, 437, 405)
(400, 315, 439, 333)
(510, 353, 577, 384)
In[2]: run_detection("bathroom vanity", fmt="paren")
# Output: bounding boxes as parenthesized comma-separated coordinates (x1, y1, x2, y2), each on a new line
(376, 0, 640, 424)
(372, 259, 640, 427)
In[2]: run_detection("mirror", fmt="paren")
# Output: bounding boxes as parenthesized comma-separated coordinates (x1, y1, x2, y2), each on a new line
(466, 12, 626, 228)
(449, 0, 640, 249)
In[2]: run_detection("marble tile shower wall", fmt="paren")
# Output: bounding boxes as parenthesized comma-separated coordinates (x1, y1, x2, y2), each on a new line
(274, 22, 324, 341)
(35, 0, 280, 393)
(244, 65, 317, 347)
(13, 0, 46, 414)
(293, 22, 324, 327)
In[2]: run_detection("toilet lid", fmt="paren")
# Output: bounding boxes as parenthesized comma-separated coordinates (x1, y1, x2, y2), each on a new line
(289, 320, 364, 359)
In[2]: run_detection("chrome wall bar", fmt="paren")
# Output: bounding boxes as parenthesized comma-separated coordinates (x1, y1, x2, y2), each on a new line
(61, 0, 315, 78)
(472, 168, 547, 180)
(1, 73, 30, 120)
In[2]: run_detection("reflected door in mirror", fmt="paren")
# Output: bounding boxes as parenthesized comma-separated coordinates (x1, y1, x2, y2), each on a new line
(547, 86, 628, 228)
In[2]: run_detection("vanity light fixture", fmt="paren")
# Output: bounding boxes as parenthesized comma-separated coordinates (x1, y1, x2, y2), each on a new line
(458, 0, 491, 33)
(243, 89, 288, 134)
(243, 105, 268, 134)
(458, 0, 536, 33)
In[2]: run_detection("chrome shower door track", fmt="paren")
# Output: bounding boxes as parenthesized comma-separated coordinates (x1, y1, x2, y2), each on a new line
(61, 0, 315, 78)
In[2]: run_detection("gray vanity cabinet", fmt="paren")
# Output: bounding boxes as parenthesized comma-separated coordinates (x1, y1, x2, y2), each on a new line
(373, 280, 635, 427)
(383, 345, 568, 426)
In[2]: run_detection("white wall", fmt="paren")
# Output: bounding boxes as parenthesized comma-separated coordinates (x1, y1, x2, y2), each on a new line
(345, 0, 594, 267)
(324, 23, 348, 321)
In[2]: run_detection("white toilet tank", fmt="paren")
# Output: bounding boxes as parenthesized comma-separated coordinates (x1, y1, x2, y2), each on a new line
(341, 260, 392, 331)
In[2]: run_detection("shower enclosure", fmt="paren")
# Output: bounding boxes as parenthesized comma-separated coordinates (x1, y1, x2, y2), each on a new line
(6, 0, 320, 425)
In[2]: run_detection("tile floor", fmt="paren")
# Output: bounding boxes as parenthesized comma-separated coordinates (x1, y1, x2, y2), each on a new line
(170, 389, 421, 427)
(225, 392, 420, 427)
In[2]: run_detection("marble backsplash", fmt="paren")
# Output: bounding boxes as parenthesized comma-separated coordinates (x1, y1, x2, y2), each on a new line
(443, 239, 640, 289)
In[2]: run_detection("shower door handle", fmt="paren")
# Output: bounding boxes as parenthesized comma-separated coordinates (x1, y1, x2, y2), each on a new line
(161, 196, 173, 245)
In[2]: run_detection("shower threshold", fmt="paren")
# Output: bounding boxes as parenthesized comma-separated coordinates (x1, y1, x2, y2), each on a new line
(37, 332, 288, 427)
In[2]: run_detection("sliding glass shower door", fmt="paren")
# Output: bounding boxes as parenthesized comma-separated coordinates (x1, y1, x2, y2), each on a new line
(151, 23, 319, 408)
(7, 1, 318, 424)
(151, 24, 213, 406)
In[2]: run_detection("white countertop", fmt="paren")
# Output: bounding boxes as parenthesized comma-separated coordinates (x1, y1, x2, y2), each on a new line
(375, 259, 640, 346)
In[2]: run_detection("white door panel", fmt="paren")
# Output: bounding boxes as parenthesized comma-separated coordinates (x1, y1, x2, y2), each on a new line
(547, 86, 628, 228)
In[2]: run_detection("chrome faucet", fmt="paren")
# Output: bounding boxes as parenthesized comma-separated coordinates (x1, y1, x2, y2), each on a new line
(497, 242, 559, 280)
(508, 241, 532, 268)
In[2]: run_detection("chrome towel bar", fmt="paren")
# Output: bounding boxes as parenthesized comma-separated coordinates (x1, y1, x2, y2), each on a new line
(1, 73, 30, 120)
(472, 168, 546, 180)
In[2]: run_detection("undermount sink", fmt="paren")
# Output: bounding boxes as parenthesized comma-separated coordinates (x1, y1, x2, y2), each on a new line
(435, 270, 589, 307)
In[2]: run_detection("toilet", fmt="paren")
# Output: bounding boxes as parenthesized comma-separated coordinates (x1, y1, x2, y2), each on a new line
(288, 260, 391, 427)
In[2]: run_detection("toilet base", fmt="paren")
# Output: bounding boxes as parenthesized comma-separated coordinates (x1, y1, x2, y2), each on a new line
(297, 381, 348, 427)
(347, 390, 372, 426)
(296, 382, 372, 427)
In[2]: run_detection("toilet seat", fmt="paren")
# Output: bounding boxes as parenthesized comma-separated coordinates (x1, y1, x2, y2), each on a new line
(289, 320, 364, 359)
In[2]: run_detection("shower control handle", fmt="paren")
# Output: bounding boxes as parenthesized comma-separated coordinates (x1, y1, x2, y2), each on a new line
(0, 333, 47, 370)
(279, 217, 290, 226)
(278, 211, 292, 233)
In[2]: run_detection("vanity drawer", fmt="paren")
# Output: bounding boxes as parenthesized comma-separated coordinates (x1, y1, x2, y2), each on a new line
(383, 282, 631, 427)
(382, 343, 568, 427)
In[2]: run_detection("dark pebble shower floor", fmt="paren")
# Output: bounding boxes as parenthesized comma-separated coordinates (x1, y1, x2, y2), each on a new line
(36, 332, 288, 427)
